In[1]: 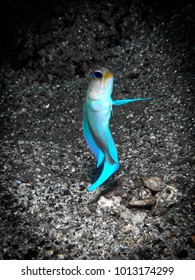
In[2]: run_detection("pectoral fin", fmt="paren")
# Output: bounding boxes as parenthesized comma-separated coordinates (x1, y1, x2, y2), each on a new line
(112, 98, 151, 106)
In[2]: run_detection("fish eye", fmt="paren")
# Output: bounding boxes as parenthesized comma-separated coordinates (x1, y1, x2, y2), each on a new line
(93, 71, 102, 79)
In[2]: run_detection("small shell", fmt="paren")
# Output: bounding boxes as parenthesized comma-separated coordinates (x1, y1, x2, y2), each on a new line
(141, 176, 164, 191)
(128, 196, 157, 207)
(156, 185, 180, 207)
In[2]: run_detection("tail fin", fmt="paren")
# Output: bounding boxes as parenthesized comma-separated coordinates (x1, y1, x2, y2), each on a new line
(88, 161, 119, 192)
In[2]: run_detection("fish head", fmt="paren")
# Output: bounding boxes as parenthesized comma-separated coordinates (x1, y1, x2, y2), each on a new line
(87, 67, 113, 100)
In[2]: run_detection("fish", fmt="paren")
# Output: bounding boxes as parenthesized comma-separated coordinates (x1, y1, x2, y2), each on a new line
(83, 67, 150, 192)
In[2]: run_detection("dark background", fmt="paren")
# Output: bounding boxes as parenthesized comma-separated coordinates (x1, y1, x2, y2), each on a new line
(0, 0, 194, 260)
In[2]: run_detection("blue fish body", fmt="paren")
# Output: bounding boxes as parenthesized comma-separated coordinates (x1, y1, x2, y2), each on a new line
(83, 67, 150, 192)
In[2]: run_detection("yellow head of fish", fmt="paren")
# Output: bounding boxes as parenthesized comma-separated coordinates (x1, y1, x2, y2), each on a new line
(87, 67, 113, 100)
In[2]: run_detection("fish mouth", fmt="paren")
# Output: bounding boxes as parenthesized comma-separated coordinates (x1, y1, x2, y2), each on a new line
(102, 69, 113, 88)
(103, 69, 113, 80)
